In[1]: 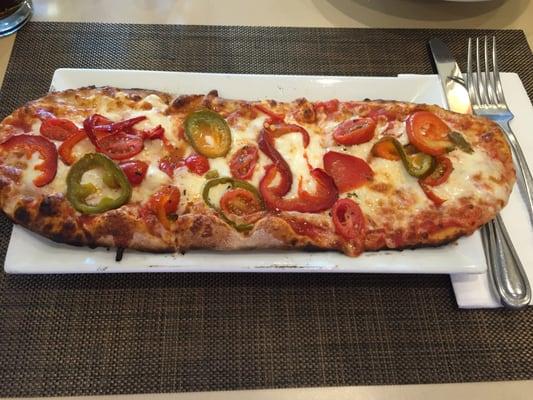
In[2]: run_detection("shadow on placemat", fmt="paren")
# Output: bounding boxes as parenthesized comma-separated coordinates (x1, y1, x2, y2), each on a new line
(0, 22, 532, 397)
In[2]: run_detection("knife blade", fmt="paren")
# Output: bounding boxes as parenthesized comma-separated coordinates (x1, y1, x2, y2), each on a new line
(428, 38, 472, 115)
(429, 37, 530, 308)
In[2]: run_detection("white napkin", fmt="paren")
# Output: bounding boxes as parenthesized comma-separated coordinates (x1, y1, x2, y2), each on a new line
(450, 73, 533, 308)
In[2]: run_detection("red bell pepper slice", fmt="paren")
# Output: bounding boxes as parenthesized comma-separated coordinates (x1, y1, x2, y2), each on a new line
(1, 134, 58, 187)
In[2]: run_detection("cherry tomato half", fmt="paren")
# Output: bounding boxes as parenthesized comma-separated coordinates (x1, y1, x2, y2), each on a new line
(96, 132, 144, 160)
(371, 137, 401, 161)
(420, 156, 453, 186)
(40, 118, 80, 141)
(229, 145, 259, 180)
(148, 185, 181, 229)
(332, 198, 366, 240)
(220, 188, 263, 217)
(406, 111, 453, 156)
(323, 151, 374, 193)
(185, 154, 210, 175)
(332, 117, 376, 146)
(119, 160, 149, 186)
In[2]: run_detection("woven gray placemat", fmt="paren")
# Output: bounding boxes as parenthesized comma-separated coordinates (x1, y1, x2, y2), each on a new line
(0, 22, 532, 397)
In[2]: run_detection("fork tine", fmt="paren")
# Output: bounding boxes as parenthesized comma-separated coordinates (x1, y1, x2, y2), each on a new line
(466, 38, 480, 106)
(474, 37, 486, 105)
(484, 36, 497, 104)
(492, 36, 506, 104)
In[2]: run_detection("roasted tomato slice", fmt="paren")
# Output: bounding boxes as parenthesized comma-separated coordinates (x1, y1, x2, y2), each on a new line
(220, 188, 263, 216)
(185, 153, 209, 175)
(332, 117, 376, 145)
(371, 137, 400, 160)
(420, 156, 453, 186)
(229, 145, 259, 180)
(40, 118, 79, 141)
(58, 130, 87, 165)
(332, 198, 366, 240)
(119, 160, 149, 186)
(159, 153, 184, 178)
(96, 133, 144, 160)
(406, 111, 453, 156)
(0, 134, 58, 187)
(323, 151, 374, 192)
(419, 182, 446, 207)
(314, 99, 339, 114)
(148, 185, 180, 229)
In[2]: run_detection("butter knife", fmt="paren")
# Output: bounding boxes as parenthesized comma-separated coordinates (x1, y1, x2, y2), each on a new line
(429, 38, 531, 309)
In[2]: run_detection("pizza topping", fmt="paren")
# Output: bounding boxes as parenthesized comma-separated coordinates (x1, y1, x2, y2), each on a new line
(419, 183, 446, 207)
(159, 154, 183, 178)
(0, 134, 58, 187)
(96, 133, 144, 160)
(254, 104, 285, 123)
(315, 99, 339, 114)
(267, 123, 310, 147)
(40, 118, 80, 141)
(378, 137, 435, 178)
(205, 169, 220, 180)
(323, 151, 374, 192)
(229, 145, 259, 180)
(332, 117, 376, 145)
(406, 111, 454, 156)
(420, 156, 453, 187)
(83, 114, 113, 147)
(448, 131, 474, 154)
(332, 198, 365, 240)
(147, 185, 180, 229)
(258, 129, 293, 196)
(220, 188, 263, 217)
(141, 125, 165, 140)
(184, 109, 232, 158)
(119, 160, 149, 186)
(66, 153, 132, 214)
(203, 177, 264, 231)
(83, 114, 148, 151)
(371, 137, 401, 160)
(58, 130, 89, 165)
(185, 154, 210, 175)
(259, 165, 338, 213)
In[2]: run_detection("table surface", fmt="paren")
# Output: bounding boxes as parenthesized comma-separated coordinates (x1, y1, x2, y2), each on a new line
(0, 1, 532, 399)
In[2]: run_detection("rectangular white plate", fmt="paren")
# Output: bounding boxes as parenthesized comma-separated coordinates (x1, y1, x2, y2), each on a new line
(4, 69, 487, 274)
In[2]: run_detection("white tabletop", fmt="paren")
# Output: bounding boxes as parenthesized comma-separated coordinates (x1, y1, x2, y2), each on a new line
(1, 1, 532, 399)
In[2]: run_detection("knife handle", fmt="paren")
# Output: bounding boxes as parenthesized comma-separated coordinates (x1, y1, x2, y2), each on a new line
(485, 215, 531, 309)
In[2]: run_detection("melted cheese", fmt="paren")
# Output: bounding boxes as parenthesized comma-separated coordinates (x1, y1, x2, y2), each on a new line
(131, 164, 171, 203)
(80, 168, 123, 206)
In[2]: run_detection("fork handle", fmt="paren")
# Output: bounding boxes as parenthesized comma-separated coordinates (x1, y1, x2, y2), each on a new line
(498, 120, 533, 227)
(484, 215, 531, 309)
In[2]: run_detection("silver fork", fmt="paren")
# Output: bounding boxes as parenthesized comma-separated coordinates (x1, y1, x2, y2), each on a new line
(467, 36, 533, 226)
(466, 36, 531, 308)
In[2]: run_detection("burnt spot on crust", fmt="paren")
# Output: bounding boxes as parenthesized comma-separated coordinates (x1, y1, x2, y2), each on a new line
(38, 195, 63, 216)
(14, 206, 30, 224)
(167, 94, 204, 114)
(294, 98, 316, 124)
